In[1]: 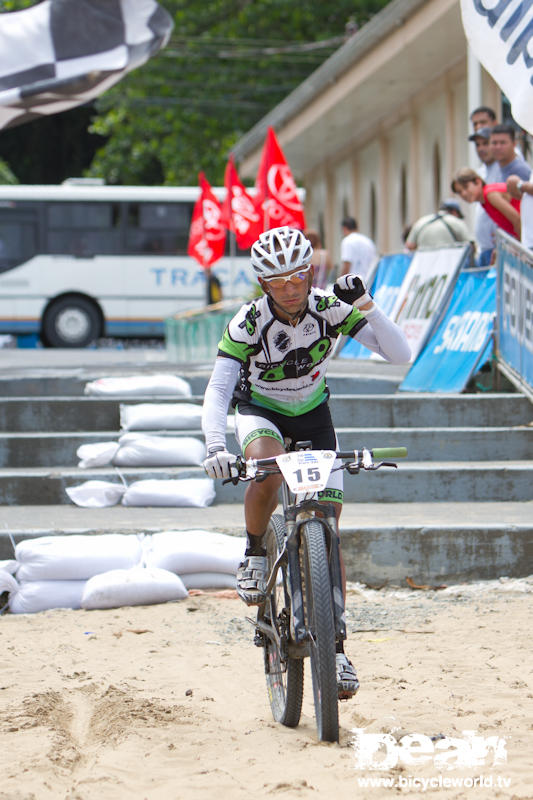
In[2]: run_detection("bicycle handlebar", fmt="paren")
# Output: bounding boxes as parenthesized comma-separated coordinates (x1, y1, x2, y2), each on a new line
(336, 447, 408, 460)
(223, 445, 408, 485)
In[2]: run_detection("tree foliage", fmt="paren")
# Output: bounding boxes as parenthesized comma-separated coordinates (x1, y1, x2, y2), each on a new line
(1, 0, 390, 185)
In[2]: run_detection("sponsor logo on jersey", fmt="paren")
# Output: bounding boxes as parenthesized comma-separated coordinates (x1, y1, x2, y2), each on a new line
(239, 304, 260, 335)
(274, 330, 291, 352)
(256, 337, 331, 381)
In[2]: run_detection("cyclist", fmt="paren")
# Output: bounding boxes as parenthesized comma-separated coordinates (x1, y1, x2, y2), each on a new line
(202, 226, 410, 698)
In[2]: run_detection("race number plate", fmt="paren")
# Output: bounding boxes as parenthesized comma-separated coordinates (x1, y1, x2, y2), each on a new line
(276, 450, 336, 493)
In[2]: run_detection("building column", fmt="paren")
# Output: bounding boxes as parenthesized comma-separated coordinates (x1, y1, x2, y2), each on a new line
(378, 133, 390, 253)
(409, 110, 421, 224)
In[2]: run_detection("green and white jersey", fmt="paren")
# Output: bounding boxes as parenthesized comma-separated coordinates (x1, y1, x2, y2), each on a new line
(217, 290, 367, 416)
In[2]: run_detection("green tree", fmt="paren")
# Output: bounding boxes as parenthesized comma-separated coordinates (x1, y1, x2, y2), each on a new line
(0, 157, 18, 183)
(87, 0, 390, 185)
(0, 0, 390, 185)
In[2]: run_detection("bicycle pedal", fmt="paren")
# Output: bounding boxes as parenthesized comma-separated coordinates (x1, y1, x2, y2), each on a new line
(253, 629, 266, 647)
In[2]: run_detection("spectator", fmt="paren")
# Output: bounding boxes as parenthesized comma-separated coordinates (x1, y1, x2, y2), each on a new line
(507, 175, 533, 250)
(451, 168, 521, 246)
(468, 126, 502, 265)
(304, 228, 334, 289)
(405, 199, 472, 251)
(339, 216, 377, 281)
(489, 124, 531, 182)
(470, 105, 497, 132)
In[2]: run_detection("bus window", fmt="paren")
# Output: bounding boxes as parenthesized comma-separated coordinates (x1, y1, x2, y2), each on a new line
(126, 202, 192, 255)
(0, 218, 37, 272)
(46, 202, 120, 256)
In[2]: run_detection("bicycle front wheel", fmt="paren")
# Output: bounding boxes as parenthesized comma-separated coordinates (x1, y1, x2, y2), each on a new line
(301, 519, 339, 742)
(263, 514, 304, 728)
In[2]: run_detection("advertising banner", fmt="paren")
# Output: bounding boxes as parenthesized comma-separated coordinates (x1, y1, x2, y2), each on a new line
(340, 252, 411, 360)
(399, 269, 496, 393)
(460, 0, 533, 135)
(389, 246, 470, 362)
(497, 235, 533, 390)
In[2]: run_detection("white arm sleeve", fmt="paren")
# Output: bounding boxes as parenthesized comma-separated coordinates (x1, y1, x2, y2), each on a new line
(354, 305, 411, 363)
(202, 357, 241, 452)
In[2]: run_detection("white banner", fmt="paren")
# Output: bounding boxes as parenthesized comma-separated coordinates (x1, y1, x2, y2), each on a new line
(390, 247, 468, 361)
(460, 0, 533, 134)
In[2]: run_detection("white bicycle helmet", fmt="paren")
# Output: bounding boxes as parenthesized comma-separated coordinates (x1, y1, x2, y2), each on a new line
(251, 226, 313, 278)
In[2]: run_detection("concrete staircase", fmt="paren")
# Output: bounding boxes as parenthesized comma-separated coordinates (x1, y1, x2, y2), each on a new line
(0, 357, 531, 582)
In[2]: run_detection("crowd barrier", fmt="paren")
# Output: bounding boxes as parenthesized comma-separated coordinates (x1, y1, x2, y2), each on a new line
(165, 300, 241, 363)
(496, 232, 533, 397)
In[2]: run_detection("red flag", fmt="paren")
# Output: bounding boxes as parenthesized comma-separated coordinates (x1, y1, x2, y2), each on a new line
(221, 156, 262, 249)
(187, 172, 226, 268)
(254, 126, 306, 230)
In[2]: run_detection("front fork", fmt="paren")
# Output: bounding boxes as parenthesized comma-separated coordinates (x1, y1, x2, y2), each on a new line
(285, 500, 347, 645)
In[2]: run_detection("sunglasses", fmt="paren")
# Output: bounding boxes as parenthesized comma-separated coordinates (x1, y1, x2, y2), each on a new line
(261, 265, 311, 288)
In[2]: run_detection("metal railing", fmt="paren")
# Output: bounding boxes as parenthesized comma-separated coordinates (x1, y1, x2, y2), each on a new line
(495, 232, 533, 398)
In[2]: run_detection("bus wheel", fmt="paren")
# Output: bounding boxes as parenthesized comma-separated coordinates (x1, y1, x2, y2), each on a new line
(42, 296, 101, 348)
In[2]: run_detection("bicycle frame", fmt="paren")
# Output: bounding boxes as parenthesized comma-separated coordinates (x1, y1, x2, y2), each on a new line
(228, 442, 407, 741)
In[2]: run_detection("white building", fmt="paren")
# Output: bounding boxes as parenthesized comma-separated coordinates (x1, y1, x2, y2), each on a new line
(231, 0, 505, 261)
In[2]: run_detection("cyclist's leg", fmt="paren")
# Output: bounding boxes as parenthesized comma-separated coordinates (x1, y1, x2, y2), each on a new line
(234, 406, 285, 605)
(297, 407, 359, 698)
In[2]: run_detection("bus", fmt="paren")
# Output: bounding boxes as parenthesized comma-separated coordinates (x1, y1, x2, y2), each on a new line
(0, 182, 253, 347)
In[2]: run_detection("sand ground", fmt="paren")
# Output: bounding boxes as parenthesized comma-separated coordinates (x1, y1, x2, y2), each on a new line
(0, 579, 532, 800)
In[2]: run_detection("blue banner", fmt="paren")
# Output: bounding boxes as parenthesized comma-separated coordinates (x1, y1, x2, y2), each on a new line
(399, 269, 496, 392)
(340, 252, 412, 360)
(497, 238, 533, 391)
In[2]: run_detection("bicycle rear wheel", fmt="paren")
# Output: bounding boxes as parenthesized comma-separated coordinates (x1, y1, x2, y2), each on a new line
(301, 519, 339, 742)
(263, 514, 304, 727)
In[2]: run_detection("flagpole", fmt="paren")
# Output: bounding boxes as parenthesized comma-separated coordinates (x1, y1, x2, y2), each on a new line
(229, 230, 236, 301)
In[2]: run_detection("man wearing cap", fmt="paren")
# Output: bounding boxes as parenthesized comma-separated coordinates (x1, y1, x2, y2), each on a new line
(469, 126, 502, 266)
(405, 200, 472, 251)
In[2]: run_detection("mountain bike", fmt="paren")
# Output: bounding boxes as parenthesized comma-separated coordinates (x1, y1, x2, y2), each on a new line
(224, 441, 407, 743)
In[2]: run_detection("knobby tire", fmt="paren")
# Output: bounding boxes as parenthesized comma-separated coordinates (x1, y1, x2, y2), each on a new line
(301, 519, 339, 743)
(263, 514, 304, 728)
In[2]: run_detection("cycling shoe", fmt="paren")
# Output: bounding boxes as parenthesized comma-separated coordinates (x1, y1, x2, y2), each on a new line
(336, 653, 359, 699)
(236, 555, 268, 606)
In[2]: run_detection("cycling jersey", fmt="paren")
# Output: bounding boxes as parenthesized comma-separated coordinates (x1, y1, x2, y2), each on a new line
(202, 288, 410, 454)
(217, 290, 367, 416)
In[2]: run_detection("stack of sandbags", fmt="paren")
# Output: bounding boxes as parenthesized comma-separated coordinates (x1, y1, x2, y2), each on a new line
(6, 534, 186, 613)
(76, 434, 206, 469)
(1, 529, 245, 613)
(145, 530, 244, 590)
(65, 477, 216, 508)
(84, 374, 192, 397)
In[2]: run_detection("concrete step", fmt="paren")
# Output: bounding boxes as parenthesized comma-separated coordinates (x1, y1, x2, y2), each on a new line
(1, 425, 531, 467)
(1, 393, 530, 432)
(0, 372, 404, 398)
(0, 461, 531, 504)
(1, 502, 531, 583)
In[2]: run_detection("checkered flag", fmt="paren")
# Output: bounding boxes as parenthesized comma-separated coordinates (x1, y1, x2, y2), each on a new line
(0, 0, 173, 130)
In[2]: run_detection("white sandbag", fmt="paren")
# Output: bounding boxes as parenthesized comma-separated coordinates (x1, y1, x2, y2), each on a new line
(9, 580, 86, 614)
(0, 559, 18, 575)
(84, 374, 192, 397)
(81, 566, 188, 609)
(113, 434, 206, 467)
(77, 442, 120, 468)
(145, 530, 244, 575)
(0, 569, 18, 595)
(66, 480, 126, 507)
(182, 572, 237, 590)
(120, 402, 203, 431)
(122, 478, 216, 508)
(16, 534, 143, 582)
